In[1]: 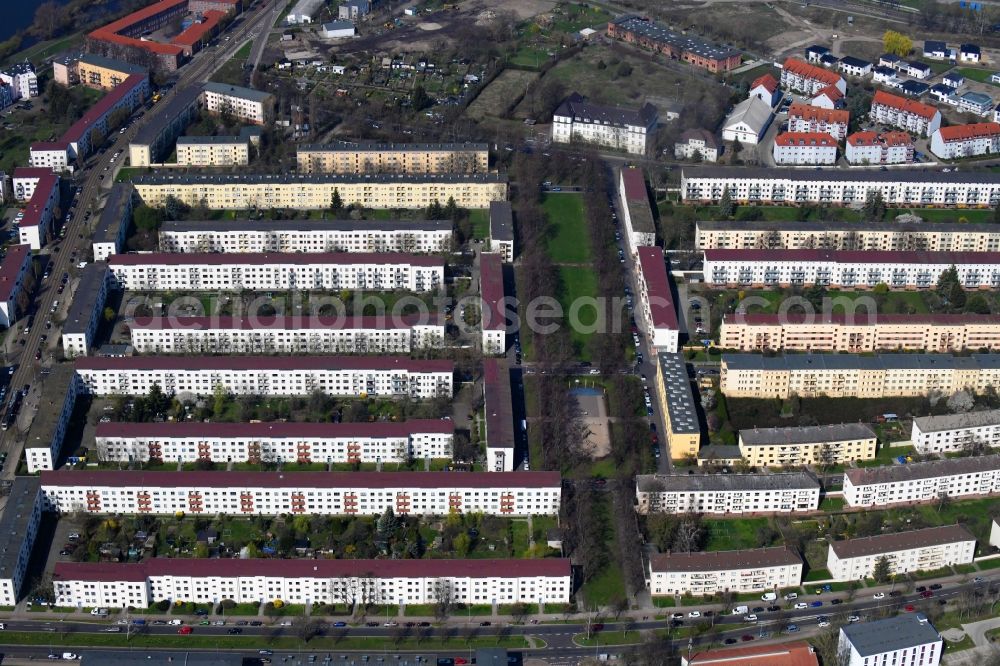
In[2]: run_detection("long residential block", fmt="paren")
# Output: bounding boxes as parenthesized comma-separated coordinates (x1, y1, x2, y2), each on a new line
(719, 313, 1000, 353)
(128, 315, 446, 354)
(636, 247, 679, 353)
(158, 218, 452, 254)
(780, 58, 846, 96)
(95, 420, 455, 465)
(92, 184, 135, 261)
(62, 263, 110, 357)
(25, 365, 82, 473)
(681, 166, 1000, 207)
(484, 359, 515, 473)
(0, 477, 43, 606)
(132, 173, 508, 210)
(53, 557, 572, 609)
(844, 455, 1000, 507)
(648, 547, 803, 596)
(870, 90, 942, 137)
(107, 252, 444, 292)
(911, 409, 1000, 454)
(201, 82, 274, 125)
(16, 169, 59, 249)
(296, 142, 489, 174)
(827, 525, 975, 581)
(620, 167, 656, 251)
(607, 15, 741, 73)
(704, 248, 1000, 290)
(654, 353, 701, 460)
(73, 356, 454, 398)
(635, 471, 821, 515)
(695, 220, 1000, 253)
(930, 122, 1000, 159)
(480, 252, 506, 355)
(721, 353, 1000, 399)
(739, 423, 877, 467)
(551, 92, 657, 156)
(39, 470, 560, 516)
(0, 244, 33, 328)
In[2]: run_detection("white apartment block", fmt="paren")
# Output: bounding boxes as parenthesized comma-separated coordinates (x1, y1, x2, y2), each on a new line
(773, 132, 838, 165)
(636, 247, 679, 352)
(0, 478, 42, 607)
(634, 472, 821, 515)
(201, 82, 274, 125)
(62, 263, 110, 358)
(720, 353, 1000, 400)
(484, 359, 515, 473)
(844, 455, 1000, 508)
(827, 525, 976, 581)
(0, 244, 33, 329)
(11, 167, 52, 202)
(911, 410, 1000, 454)
(551, 93, 657, 156)
(132, 173, 508, 211)
(296, 142, 489, 174)
(18, 171, 59, 250)
(0, 62, 38, 100)
(930, 123, 1000, 159)
(839, 615, 942, 666)
(92, 183, 134, 262)
(718, 313, 1000, 354)
(24, 366, 82, 474)
(780, 58, 847, 96)
(95, 420, 454, 466)
(175, 135, 252, 166)
(488, 201, 514, 262)
(128, 315, 445, 354)
(108, 253, 444, 292)
(681, 167, 1000, 207)
(870, 91, 942, 137)
(53, 558, 572, 609)
(619, 168, 656, 251)
(695, 220, 1000, 253)
(787, 104, 849, 141)
(39, 470, 561, 517)
(845, 131, 913, 165)
(648, 547, 803, 596)
(480, 252, 506, 355)
(158, 219, 452, 254)
(703, 248, 1000, 289)
(73, 356, 454, 399)
(739, 423, 877, 467)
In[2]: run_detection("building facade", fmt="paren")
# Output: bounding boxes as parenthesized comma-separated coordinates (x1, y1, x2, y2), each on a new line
(654, 353, 701, 460)
(787, 104, 849, 140)
(772, 132, 838, 165)
(107, 253, 444, 292)
(870, 91, 942, 137)
(0, 244, 33, 328)
(780, 58, 846, 96)
(636, 247, 679, 352)
(0, 478, 43, 607)
(296, 142, 488, 174)
(911, 410, 1000, 454)
(61, 263, 110, 357)
(607, 15, 741, 73)
(552, 92, 657, 156)
(845, 131, 913, 164)
(175, 134, 252, 166)
(488, 201, 514, 262)
(76, 54, 148, 91)
(479, 252, 506, 355)
(648, 547, 803, 596)
(930, 123, 1000, 159)
(201, 82, 274, 125)
(827, 525, 976, 581)
(484, 359, 515, 473)
(18, 170, 59, 250)
(635, 472, 821, 515)
(73, 356, 454, 399)
(619, 167, 656, 251)
(839, 615, 942, 666)
(738, 423, 877, 467)
(844, 455, 1000, 507)
(92, 184, 135, 261)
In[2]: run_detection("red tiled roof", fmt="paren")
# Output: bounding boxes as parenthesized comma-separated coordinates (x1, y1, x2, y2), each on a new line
(872, 90, 938, 121)
(782, 58, 843, 86)
(637, 247, 678, 331)
(29, 141, 68, 152)
(788, 103, 849, 125)
(882, 131, 914, 146)
(751, 73, 778, 93)
(88, 0, 187, 56)
(109, 252, 444, 266)
(0, 245, 30, 303)
(40, 469, 561, 490)
(63, 74, 147, 146)
(650, 546, 801, 572)
(725, 312, 1000, 326)
(129, 314, 442, 331)
(54, 557, 571, 583)
(686, 641, 819, 666)
(12, 167, 56, 179)
(19, 172, 59, 228)
(171, 10, 225, 47)
(483, 358, 514, 450)
(621, 167, 647, 202)
(480, 252, 506, 332)
(847, 130, 913, 147)
(95, 419, 453, 439)
(846, 130, 878, 146)
(704, 248, 1000, 265)
(814, 84, 843, 102)
(774, 132, 838, 147)
(74, 355, 454, 372)
(936, 122, 1000, 142)
(830, 524, 974, 559)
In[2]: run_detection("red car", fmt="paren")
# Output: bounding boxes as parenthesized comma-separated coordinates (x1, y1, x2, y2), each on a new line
(592, 624, 604, 631)
(920, 591, 933, 598)
(904, 605, 916, 612)
(177, 626, 193, 634)
(741, 634, 755, 642)
(455, 659, 468, 665)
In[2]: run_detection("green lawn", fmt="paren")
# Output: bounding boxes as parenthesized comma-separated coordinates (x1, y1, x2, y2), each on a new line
(977, 557, 1000, 570)
(579, 565, 626, 607)
(955, 67, 998, 84)
(857, 444, 916, 468)
(886, 207, 997, 224)
(704, 518, 770, 551)
(557, 265, 599, 360)
(818, 498, 845, 512)
(804, 568, 832, 581)
(509, 46, 554, 70)
(469, 209, 490, 239)
(543, 194, 591, 263)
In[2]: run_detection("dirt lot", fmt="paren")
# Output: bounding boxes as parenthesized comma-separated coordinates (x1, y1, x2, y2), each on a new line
(574, 389, 611, 459)
(466, 69, 539, 120)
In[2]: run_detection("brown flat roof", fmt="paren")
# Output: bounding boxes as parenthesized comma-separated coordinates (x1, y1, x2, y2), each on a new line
(483, 359, 514, 449)
(75, 356, 453, 373)
(95, 419, 453, 439)
(829, 524, 975, 559)
(650, 546, 801, 573)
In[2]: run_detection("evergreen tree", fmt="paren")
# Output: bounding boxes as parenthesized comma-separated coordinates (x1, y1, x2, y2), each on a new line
(376, 507, 397, 538)
(719, 186, 734, 219)
(862, 190, 886, 222)
(330, 188, 343, 213)
(872, 555, 892, 584)
(426, 199, 444, 219)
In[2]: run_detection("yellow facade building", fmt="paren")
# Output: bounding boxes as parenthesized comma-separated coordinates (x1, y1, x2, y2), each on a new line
(297, 142, 489, 174)
(77, 54, 148, 91)
(738, 423, 877, 467)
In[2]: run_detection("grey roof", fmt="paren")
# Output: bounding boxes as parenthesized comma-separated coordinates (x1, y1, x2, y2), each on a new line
(132, 85, 203, 145)
(489, 201, 513, 242)
(637, 471, 819, 493)
(94, 183, 134, 244)
(678, 128, 719, 149)
(134, 172, 507, 185)
(722, 97, 774, 135)
(554, 92, 658, 130)
(78, 53, 147, 75)
(840, 56, 871, 68)
(913, 409, 1000, 434)
(806, 45, 830, 55)
(961, 91, 993, 105)
(840, 615, 941, 657)
(683, 165, 1000, 185)
(696, 219, 1000, 235)
(81, 652, 244, 666)
(161, 218, 452, 233)
(0, 477, 40, 582)
(845, 453, 1000, 486)
(907, 60, 932, 71)
(657, 353, 700, 435)
(880, 53, 902, 63)
(924, 40, 947, 51)
(24, 364, 78, 451)
(298, 141, 488, 152)
(696, 444, 743, 460)
(202, 81, 274, 103)
(62, 263, 109, 337)
(650, 546, 801, 573)
(723, 353, 1000, 372)
(740, 423, 876, 447)
(176, 134, 251, 145)
(902, 80, 930, 96)
(611, 15, 741, 61)
(829, 524, 975, 559)
(321, 20, 355, 31)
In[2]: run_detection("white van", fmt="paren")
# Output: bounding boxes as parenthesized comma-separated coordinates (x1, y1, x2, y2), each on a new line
(167, 619, 182, 625)
(731, 605, 749, 615)
(761, 592, 777, 602)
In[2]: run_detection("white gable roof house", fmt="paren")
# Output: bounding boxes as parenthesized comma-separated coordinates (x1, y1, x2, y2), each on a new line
(722, 96, 774, 145)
